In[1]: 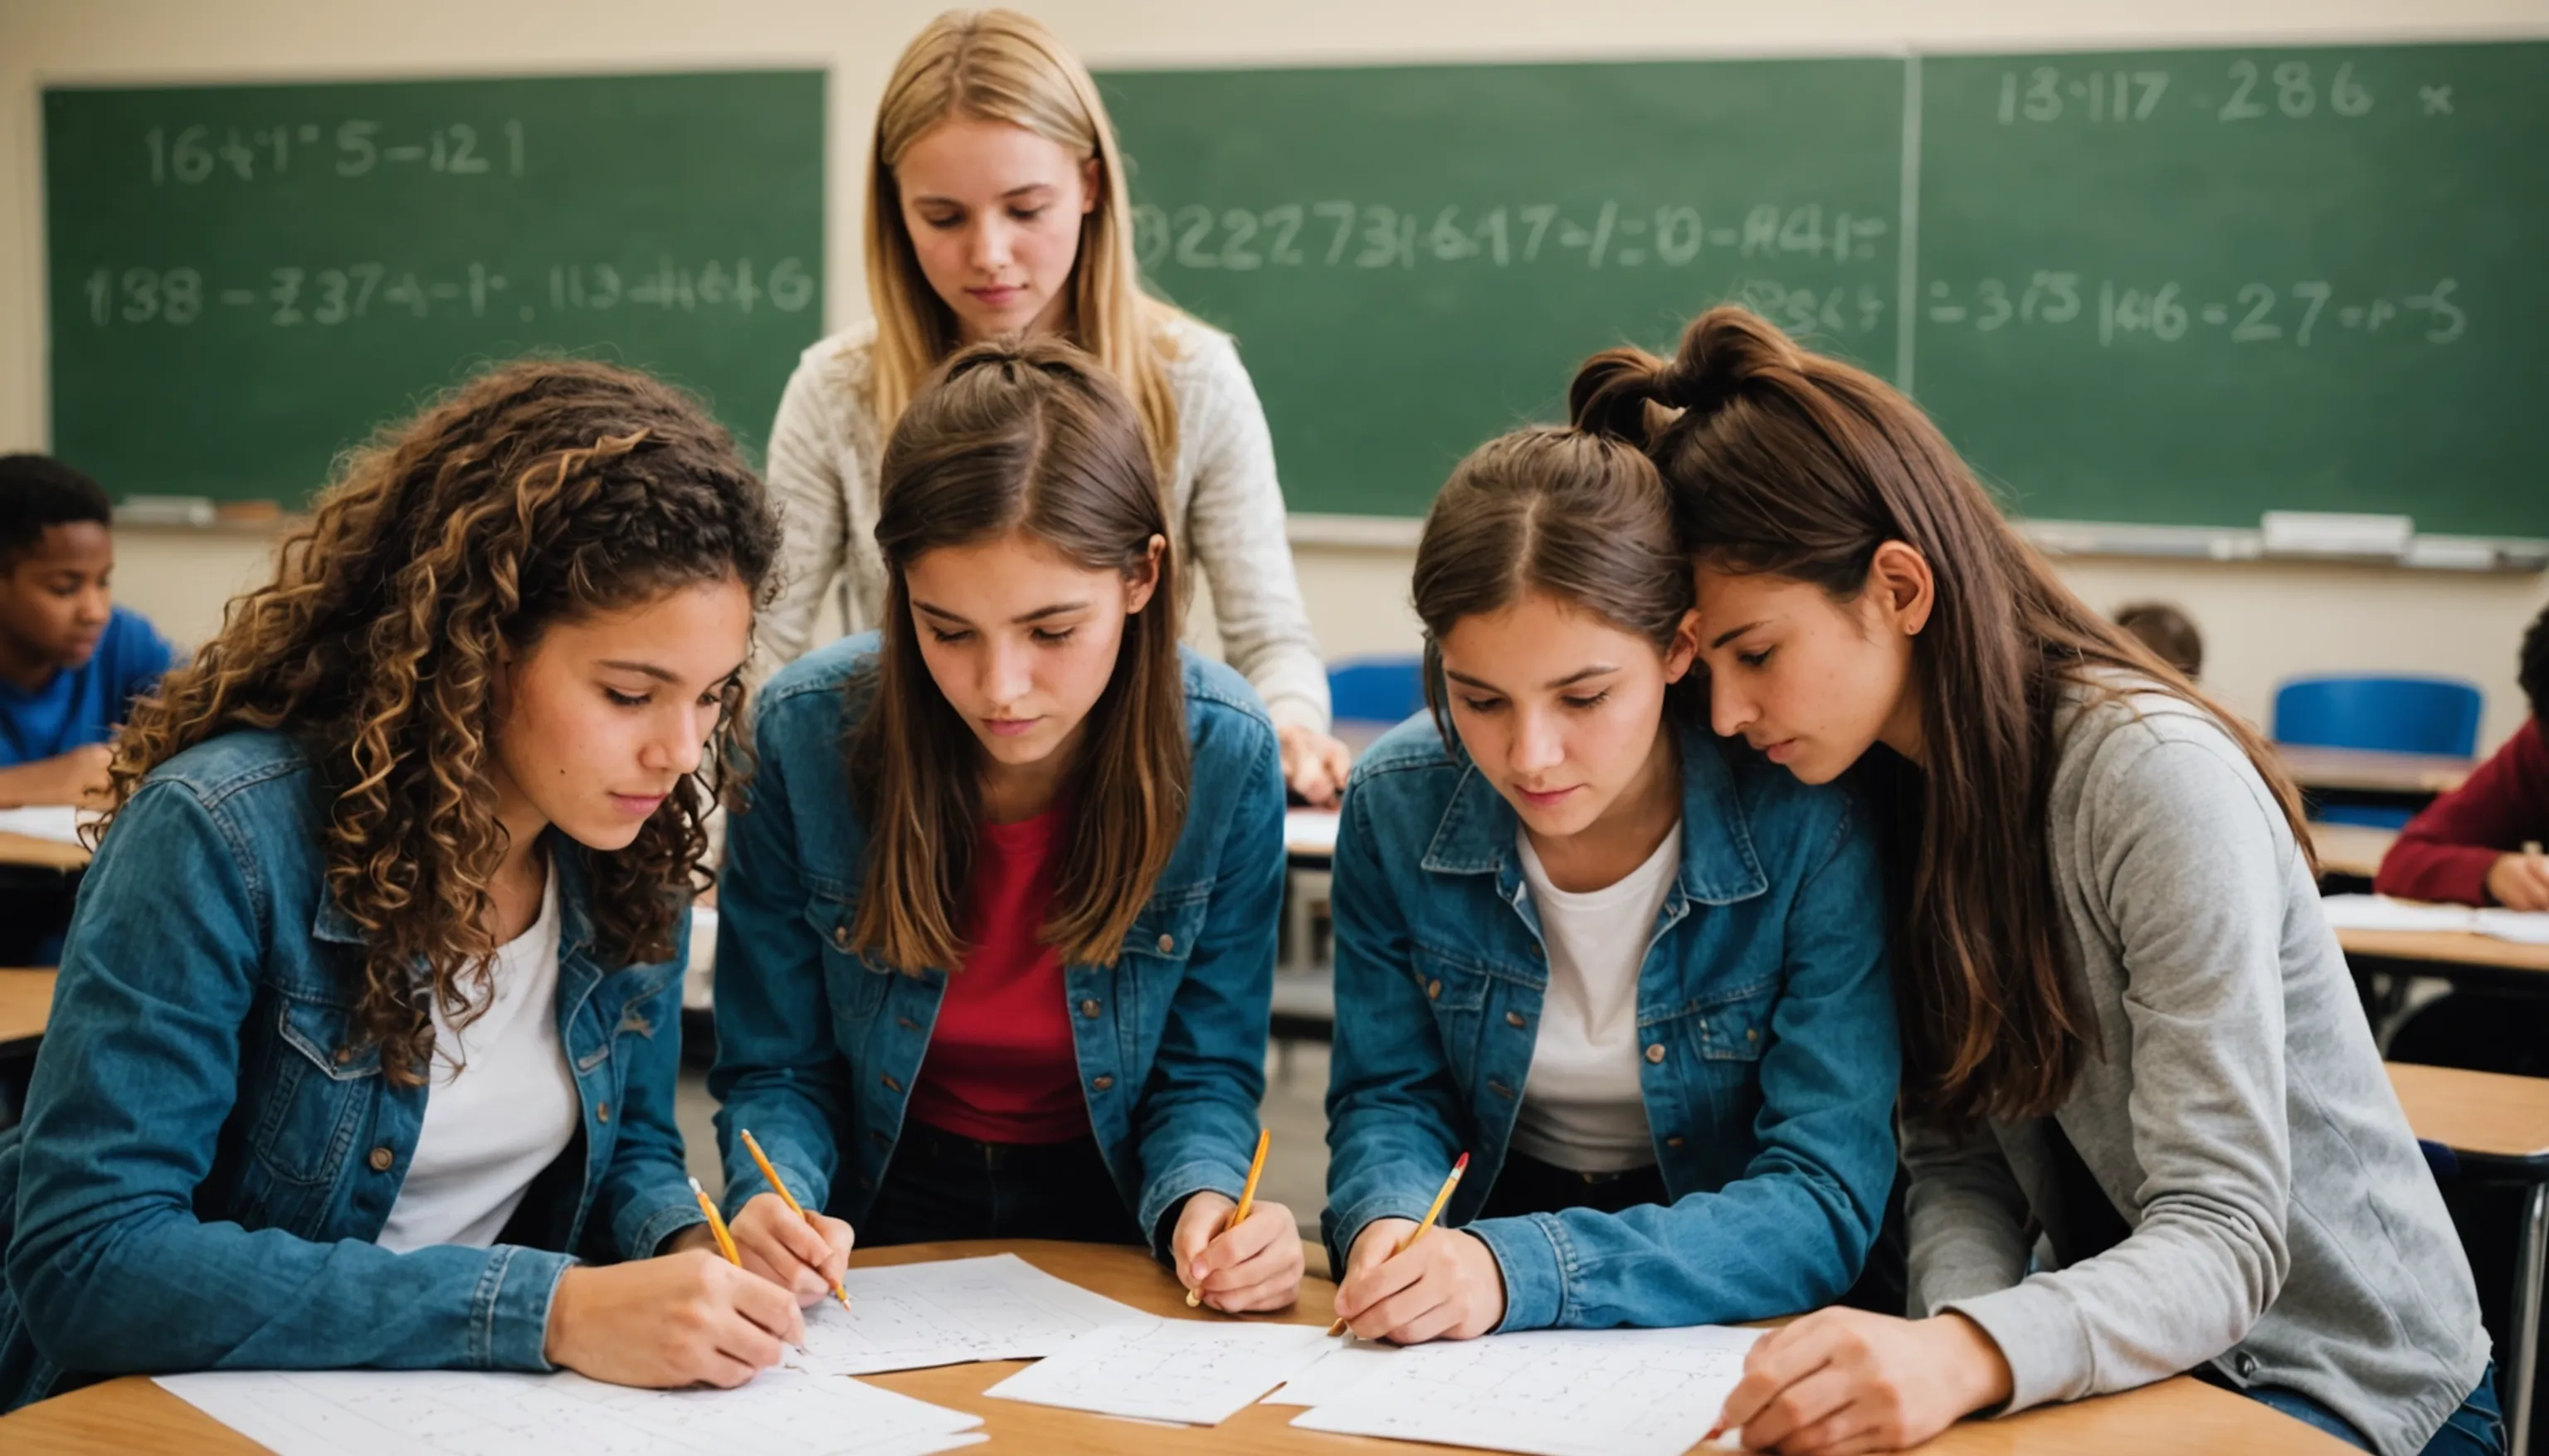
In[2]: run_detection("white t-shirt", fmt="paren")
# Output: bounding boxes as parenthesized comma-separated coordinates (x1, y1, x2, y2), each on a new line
(378, 867, 581, 1253)
(1508, 824, 1681, 1174)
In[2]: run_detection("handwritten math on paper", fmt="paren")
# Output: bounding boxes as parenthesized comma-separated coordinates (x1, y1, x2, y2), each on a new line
(787, 1252, 1150, 1375)
(154, 1366, 984, 1456)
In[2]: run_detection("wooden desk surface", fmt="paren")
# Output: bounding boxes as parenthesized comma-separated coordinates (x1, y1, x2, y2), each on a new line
(2274, 743, 2475, 796)
(2390, 1061, 2549, 1166)
(2309, 822, 2398, 881)
(0, 968, 56, 1057)
(0, 830, 88, 872)
(0, 1239, 2355, 1455)
(2338, 925, 2549, 976)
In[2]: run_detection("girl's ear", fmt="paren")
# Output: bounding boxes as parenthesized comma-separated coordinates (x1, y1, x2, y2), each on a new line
(1123, 533, 1167, 614)
(1080, 154, 1104, 215)
(1869, 539, 1936, 637)
(1661, 606, 1702, 684)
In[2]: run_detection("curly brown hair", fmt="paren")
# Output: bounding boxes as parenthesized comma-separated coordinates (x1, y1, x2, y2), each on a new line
(96, 358, 782, 1084)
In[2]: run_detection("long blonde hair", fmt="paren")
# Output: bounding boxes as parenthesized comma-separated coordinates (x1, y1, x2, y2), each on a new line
(865, 8, 1182, 482)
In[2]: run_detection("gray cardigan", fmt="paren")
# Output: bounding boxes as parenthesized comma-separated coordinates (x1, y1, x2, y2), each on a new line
(1903, 685, 2488, 1456)
(753, 312, 1332, 733)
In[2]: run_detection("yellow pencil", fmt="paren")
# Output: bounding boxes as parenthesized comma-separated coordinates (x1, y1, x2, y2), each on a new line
(1189, 1127, 1272, 1307)
(688, 1176, 741, 1267)
(1329, 1151, 1469, 1336)
(741, 1129, 853, 1312)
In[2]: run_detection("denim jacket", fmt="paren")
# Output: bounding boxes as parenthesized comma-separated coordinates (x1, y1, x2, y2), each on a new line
(711, 633, 1284, 1255)
(0, 731, 703, 1413)
(1323, 713, 1899, 1331)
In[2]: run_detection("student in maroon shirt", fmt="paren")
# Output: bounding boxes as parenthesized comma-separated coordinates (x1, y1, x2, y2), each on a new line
(2376, 603, 2549, 909)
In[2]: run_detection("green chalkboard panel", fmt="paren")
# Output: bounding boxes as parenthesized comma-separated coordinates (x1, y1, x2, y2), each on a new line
(1100, 60, 1907, 519)
(1913, 43, 2549, 535)
(44, 71, 825, 503)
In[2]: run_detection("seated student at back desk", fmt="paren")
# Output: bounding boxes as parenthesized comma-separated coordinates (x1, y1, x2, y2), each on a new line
(0, 455, 173, 807)
(2376, 602, 2549, 910)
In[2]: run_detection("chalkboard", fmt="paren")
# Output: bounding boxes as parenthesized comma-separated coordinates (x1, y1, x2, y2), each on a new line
(1098, 60, 1907, 519)
(1101, 42, 2549, 536)
(43, 72, 825, 504)
(1913, 44, 2546, 536)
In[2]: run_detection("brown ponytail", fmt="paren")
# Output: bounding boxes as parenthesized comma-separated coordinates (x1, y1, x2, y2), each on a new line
(1583, 304, 2311, 1126)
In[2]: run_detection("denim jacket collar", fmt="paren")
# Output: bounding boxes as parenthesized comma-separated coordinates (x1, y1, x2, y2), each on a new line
(1417, 718, 1771, 908)
(309, 833, 602, 967)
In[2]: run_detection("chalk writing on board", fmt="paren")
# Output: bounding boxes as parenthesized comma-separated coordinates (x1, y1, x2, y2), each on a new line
(1133, 201, 1889, 273)
(1923, 275, 2467, 346)
(1991, 58, 2452, 125)
(144, 120, 527, 183)
(75, 256, 812, 327)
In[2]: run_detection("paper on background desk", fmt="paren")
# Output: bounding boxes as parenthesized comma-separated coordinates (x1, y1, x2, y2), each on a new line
(1284, 807, 1340, 855)
(0, 806, 88, 845)
(156, 1366, 985, 1456)
(985, 1315, 1333, 1424)
(2321, 894, 2549, 947)
(1289, 1324, 1762, 1456)
(788, 1252, 1151, 1376)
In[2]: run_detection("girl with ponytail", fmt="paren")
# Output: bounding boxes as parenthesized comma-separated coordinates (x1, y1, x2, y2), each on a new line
(1592, 308, 2497, 1455)
(1320, 416, 1898, 1343)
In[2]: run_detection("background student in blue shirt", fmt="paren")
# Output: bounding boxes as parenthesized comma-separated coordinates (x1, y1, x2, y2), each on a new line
(0, 453, 173, 806)
(1322, 419, 1898, 1344)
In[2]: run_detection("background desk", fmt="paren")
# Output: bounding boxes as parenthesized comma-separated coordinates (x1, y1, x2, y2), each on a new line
(0, 1238, 2359, 1454)
(0, 832, 89, 873)
(0, 969, 55, 1059)
(2342, 924, 2549, 998)
(2311, 822, 2400, 885)
(2278, 744, 2477, 824)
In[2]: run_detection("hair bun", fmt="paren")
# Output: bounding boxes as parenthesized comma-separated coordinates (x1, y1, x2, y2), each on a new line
(1567, 347, 1669, 444)
(1654, 305, 1803, 419)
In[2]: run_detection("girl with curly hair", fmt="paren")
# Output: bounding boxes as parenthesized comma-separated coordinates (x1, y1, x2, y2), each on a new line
(0, 359, 799, 1410)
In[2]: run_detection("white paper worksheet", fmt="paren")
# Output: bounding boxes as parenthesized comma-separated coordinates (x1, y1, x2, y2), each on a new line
(155, 1366, 985, 1456)
(1289, 1324, 1762, 1456)
(0, 805, 87, 845)
(789, 1253, 1153, 1376)
(983, 1316, 1335, 1425)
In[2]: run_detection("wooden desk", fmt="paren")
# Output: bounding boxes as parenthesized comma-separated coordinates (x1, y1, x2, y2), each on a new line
(2390, 1063, 2549, 1456)
(0, 968, 56, 1058)
(2276, 743, 2474, 796)
(2340, 925, 2549, 980)
(0, 1239, 2356, 1454)
(2309, 822, 2398, 883)
(0, 831, 87, 873)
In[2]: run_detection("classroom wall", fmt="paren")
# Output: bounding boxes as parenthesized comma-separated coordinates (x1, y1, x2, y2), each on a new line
(7, 0, 2547, 747)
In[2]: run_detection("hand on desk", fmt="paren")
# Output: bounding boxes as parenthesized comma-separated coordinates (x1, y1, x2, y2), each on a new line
(1172, 1191, 1304, 1312)
(729, 1191, 856, 1305)
(1278, 724, 1353, 808)
(1331, 1218, 1506, 1344)
(542, 1241, 804, 1388)
(0, 744, 113, 808)
(2487, 851, 2549, 912)
(1713, 1307, 2012, 1454)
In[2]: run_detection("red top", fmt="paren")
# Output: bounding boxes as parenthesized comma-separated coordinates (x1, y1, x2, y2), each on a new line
(2373, 715, 2549, 906)
(905, 806, 1090, 1145)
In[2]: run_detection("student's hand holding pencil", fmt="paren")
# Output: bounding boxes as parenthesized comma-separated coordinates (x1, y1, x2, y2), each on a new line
(1331, 1218, 1506, 1344)
(729, 1191, 856, 1307)
(541, 1246, 803, 1389)
(2485, 840, 2549, 911)
(1171, 1191, 1304, 1312)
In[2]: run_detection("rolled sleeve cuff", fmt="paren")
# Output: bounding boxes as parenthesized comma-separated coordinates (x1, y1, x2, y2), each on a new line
(1323, 1191, 1448, 1291)
(626, 1195, 711, 1261)
(1939, 1281, 2084, 1415)
(1469, 1214, 1566, 1333)
(476, 1244, 575, 1371)
(718, 1161, 825, 1224)
(1139, 1158, 1248, 1262)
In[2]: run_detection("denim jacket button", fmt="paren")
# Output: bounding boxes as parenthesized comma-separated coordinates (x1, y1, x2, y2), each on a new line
(880, 1075, 903, 1093)
(1644, 1043, 1666, 1064)
(1505, 1010, 1526, 1028)
(1426, 979, 1442, 1000)
(1091, 1074, 1115, 1091)
(597, 1103, 611, 1123)
(833, 926, 852, 951)
(1156, 933, 1175, 954)
(1665, 1135, 1686, 1148)
(1080, 998, 1102, 1018)
(333, 1046, 353, 1065)
(367, 1146, 394, 1171)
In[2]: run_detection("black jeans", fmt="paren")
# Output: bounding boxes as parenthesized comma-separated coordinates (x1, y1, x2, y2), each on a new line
(1479, 1147, 1669, 1218)
(860, 1121, 1146, 1249)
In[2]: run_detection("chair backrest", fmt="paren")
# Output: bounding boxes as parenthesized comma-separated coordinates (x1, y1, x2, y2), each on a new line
(2270, 675, 2484, 758)
(1328, 655, 1426, 725)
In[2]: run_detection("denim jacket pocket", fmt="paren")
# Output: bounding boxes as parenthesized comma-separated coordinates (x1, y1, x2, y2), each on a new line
(1118, 885, 1211, 974)
(251, 991, 380, 1189)
(1691, 976, 1779, 1064)
(1407, 939, 1495, 1084)
(804, 892, 894, 1023)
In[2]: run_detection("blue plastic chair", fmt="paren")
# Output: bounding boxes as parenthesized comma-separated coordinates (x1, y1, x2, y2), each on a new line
(1328, 655, 1426, 727)
(2272, 675, 2483, 828)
